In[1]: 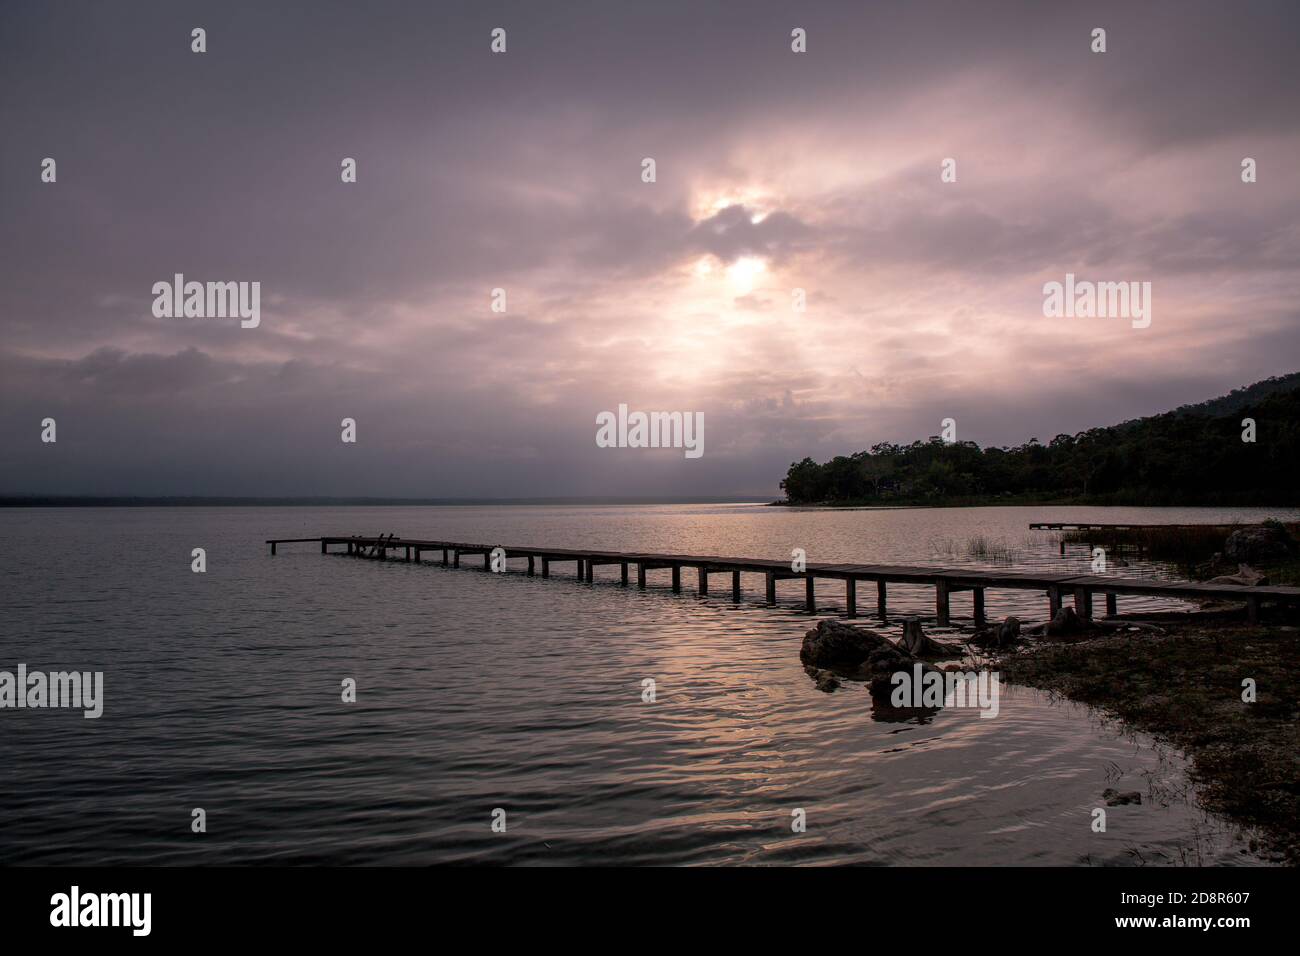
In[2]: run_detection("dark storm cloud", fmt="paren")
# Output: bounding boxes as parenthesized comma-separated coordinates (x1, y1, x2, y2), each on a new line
(688, 206, 812, 263)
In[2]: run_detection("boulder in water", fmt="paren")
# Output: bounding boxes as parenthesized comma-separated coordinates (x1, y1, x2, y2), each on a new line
(800, 619, 896, 668)
(800, 619, 937, 698)
(1102, 788, 1142, 806)
(807, 668, 841, 693)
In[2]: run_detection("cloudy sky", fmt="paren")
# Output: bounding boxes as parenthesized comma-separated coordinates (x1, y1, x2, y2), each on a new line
(2, 0, 1297, 497)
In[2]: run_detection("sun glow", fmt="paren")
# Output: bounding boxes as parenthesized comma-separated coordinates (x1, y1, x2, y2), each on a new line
(726, 256, 767, 293)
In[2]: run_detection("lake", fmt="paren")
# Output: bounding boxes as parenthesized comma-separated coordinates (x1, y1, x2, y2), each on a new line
(2, 503, 1293, 865)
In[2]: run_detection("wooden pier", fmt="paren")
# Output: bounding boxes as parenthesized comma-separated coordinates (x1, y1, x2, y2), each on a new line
(266, 535, 1300, 625)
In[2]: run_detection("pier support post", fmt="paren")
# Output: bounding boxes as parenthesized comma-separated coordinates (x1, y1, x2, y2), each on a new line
(577, 558, 585, 580)
(973, 587, 986, 628)
(414, 548, 421, 563)
(347, 542, 353, 555)
(321, 540, 327, 554)
(845, 579, 857, 618)
(1059, 539, 1065, 556)
(1105, 592, 1117, 617)
(484, 552, 491, 571)
(406, 546, 412, 563)
(527, 556, 535, 577)
(765, 572, 776, 606)
(732, 571, 741, 602)
(453, 551, 460, 568)
(698, 568, 708, 595)
(877, 581, 887, 620)
(1074, 587, 1092, 620)
(585, 559, 594, 583)
(935, 579, 950, 626)
(1048, 585, 1061, 618)
(542, 557, 550, 578)
(671, 565, 681, 593)
(805, 577, 816, 614)
(637, 563, 646, 589)
(442, 549, 448, 566)
(620, 562, 628, 587)
(1246, 595, 1259, 624)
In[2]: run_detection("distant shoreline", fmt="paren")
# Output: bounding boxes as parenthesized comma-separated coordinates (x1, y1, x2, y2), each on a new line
(770, 497, 1299, 509)
(769, 496, 1075, 508)
(0, 495, 770, 508)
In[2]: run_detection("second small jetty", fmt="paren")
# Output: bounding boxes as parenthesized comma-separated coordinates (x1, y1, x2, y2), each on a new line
(267, 534, 1300, 625)
(1029, 521, 1251, 531)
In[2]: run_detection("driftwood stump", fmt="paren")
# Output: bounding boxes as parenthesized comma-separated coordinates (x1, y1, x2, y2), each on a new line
(900, 617, 949, 657)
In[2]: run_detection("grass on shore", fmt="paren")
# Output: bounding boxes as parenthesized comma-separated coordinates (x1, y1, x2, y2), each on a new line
(999, 616, 1300, 864)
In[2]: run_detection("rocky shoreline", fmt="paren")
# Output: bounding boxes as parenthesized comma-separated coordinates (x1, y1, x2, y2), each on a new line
(801, 609, 1300, 864)
(998, 612, 1300, 865)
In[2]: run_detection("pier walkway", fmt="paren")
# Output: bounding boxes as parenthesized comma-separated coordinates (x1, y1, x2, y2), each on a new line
(266, 535, 1300, 625)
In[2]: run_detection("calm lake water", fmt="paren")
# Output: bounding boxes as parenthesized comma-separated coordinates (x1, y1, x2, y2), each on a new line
(2, 503, 1295, 866)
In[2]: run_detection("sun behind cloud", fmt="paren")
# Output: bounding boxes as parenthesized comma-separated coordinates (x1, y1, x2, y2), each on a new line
(725, 256, 767, 294)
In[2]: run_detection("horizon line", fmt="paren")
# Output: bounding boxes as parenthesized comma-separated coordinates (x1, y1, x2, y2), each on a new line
(0, 494, 776, 508)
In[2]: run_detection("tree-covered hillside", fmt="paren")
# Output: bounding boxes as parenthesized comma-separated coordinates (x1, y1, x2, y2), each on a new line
(779, 377, 1300, 506)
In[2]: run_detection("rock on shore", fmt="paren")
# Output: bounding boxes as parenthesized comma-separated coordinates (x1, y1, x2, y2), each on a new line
(1044, 606, 1091, 641)
(971, 616, 1022, 650)
(800, 619, 939, 695)
(1102, 788, 1142, 806)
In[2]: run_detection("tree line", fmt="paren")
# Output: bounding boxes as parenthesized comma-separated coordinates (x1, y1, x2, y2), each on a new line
(779, 377, 1300, 506)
